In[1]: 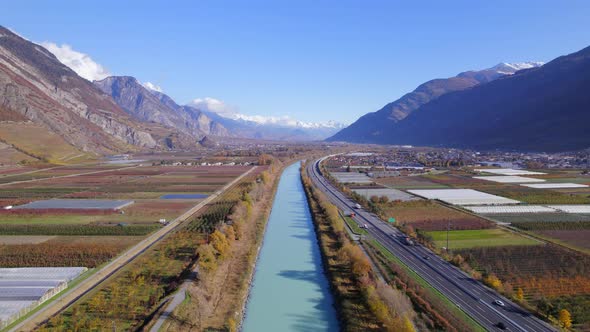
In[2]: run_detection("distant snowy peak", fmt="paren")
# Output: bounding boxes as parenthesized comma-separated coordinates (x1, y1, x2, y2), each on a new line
(229, 113, 345, 129)
(491, 61, 544, 75)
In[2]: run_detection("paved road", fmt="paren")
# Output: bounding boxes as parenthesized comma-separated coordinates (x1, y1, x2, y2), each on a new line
(307, 158, 555, 332)
(10, 166, 258, 332)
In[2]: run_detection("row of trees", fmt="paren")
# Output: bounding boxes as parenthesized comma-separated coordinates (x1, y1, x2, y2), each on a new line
(301, 164, 417, 332)
(0, 224, 159, 236)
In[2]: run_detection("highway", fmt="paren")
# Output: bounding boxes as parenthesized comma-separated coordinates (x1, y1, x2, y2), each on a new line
(307, 158, 555, 332)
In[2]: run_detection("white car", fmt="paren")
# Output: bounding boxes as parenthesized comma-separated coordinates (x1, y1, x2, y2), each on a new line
(494, 300, 505, 307)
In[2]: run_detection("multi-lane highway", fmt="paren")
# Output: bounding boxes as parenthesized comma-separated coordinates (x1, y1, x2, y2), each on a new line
(307, 158, 555, 332)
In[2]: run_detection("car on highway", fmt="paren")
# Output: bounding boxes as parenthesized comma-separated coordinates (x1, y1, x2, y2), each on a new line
(354, 203, 362, 209)
(496, 322, 508, 330)
(494, 300, 506, 307)
(422, 255, 430, 260)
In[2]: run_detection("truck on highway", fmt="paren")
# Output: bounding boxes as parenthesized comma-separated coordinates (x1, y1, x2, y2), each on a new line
(344, 211, 356, 217)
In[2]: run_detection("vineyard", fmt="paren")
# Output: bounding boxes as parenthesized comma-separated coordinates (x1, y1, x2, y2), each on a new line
(0, 224, 159, 236)
(0, 236, 141, 267)
(512, 221, 590, 231)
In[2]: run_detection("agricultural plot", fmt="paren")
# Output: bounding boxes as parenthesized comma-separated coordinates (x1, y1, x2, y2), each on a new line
(351, 188, 418, 201)
(423, 173, 489, 187)
(474, 186, 590, 204)
(426, 229, 540, 249)
(0, 163, 251, 288)
(377, 200, 493, 231)
(464, 205, 557, 214)
(0, 236, 142, 267)
(0, 236, 55, 244)
(14, 199, 134, 210)
(473, 176, 546, 183)
(407, 189, 520, 205)
(377, 175, 448, 189)
(537, 230, 590, 250)
(522, 183, 589, 189)
(330, 172, 373, 184)
(489, 213, 590, 224)
(474, 168, 546, 176)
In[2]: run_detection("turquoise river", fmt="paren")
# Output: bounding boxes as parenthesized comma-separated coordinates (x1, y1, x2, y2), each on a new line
(242, 162, 339, 331)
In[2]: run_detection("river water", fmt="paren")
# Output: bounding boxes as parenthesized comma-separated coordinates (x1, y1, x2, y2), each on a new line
(242, 162, 339, 332)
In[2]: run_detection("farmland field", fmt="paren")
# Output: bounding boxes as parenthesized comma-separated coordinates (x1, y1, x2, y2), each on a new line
(0, 164, 252, 275)
(377, 175, 448, 189)
(474, 186, 590, 204)
(489, 213, 590, 224)
(0, 235, 55, 244)
(0, 236, 142, 267)
(537, 230, 590, 250)
(376, 200, 493, 231)
(426, 228, 540, 249)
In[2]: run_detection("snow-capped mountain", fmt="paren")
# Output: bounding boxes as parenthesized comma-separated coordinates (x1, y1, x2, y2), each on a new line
(490, 62, 545, 75)
(229, 113, 345, 129)
(186, 98, 345, 140)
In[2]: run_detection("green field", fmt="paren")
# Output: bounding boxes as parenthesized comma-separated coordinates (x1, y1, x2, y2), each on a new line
(426, 228, 540, 249)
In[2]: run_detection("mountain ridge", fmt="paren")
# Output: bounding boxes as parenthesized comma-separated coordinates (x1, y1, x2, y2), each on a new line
(329, 47, 590, 152)
(328, 62, 544, 143)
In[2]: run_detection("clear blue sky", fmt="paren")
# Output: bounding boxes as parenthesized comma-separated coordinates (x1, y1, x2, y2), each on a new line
(2, 1, 589, 123)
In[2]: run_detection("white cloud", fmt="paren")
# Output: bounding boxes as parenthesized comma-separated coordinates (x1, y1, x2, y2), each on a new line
(189, 97, 345, 129)
(40, 42, 110, 81)
(142, 82, 163, 93)
(189, 97, 236, 116)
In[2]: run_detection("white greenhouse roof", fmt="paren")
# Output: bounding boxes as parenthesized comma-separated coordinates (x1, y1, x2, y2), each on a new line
(473, 176, 546, 183)
(475, 168, 547, 175)
(548, 205, 590, 213)
(464, 205, 557, 214)
(407, 189, 520, 206)
(0, 267, 86, 324)
(0, 267, 86, 282)
(0, 301, 34, 321)
(521, 183, 589, 189)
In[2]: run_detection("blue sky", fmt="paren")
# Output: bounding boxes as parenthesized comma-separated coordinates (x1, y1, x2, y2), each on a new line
(2, 1, 589, 123)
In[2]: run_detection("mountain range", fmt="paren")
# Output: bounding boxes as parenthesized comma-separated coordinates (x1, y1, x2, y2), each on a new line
(0, 25, 344, 163)
(329, 46, 590, 152)
(328, 61, 544, 144)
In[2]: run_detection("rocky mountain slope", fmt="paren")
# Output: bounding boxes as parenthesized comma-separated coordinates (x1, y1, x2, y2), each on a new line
(328, 62, 543, 143)
(0, 26, 179, 158)
(95, 76, 228, 138)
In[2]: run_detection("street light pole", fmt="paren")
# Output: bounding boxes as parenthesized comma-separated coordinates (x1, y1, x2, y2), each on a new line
(447, 220, 450, 252)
